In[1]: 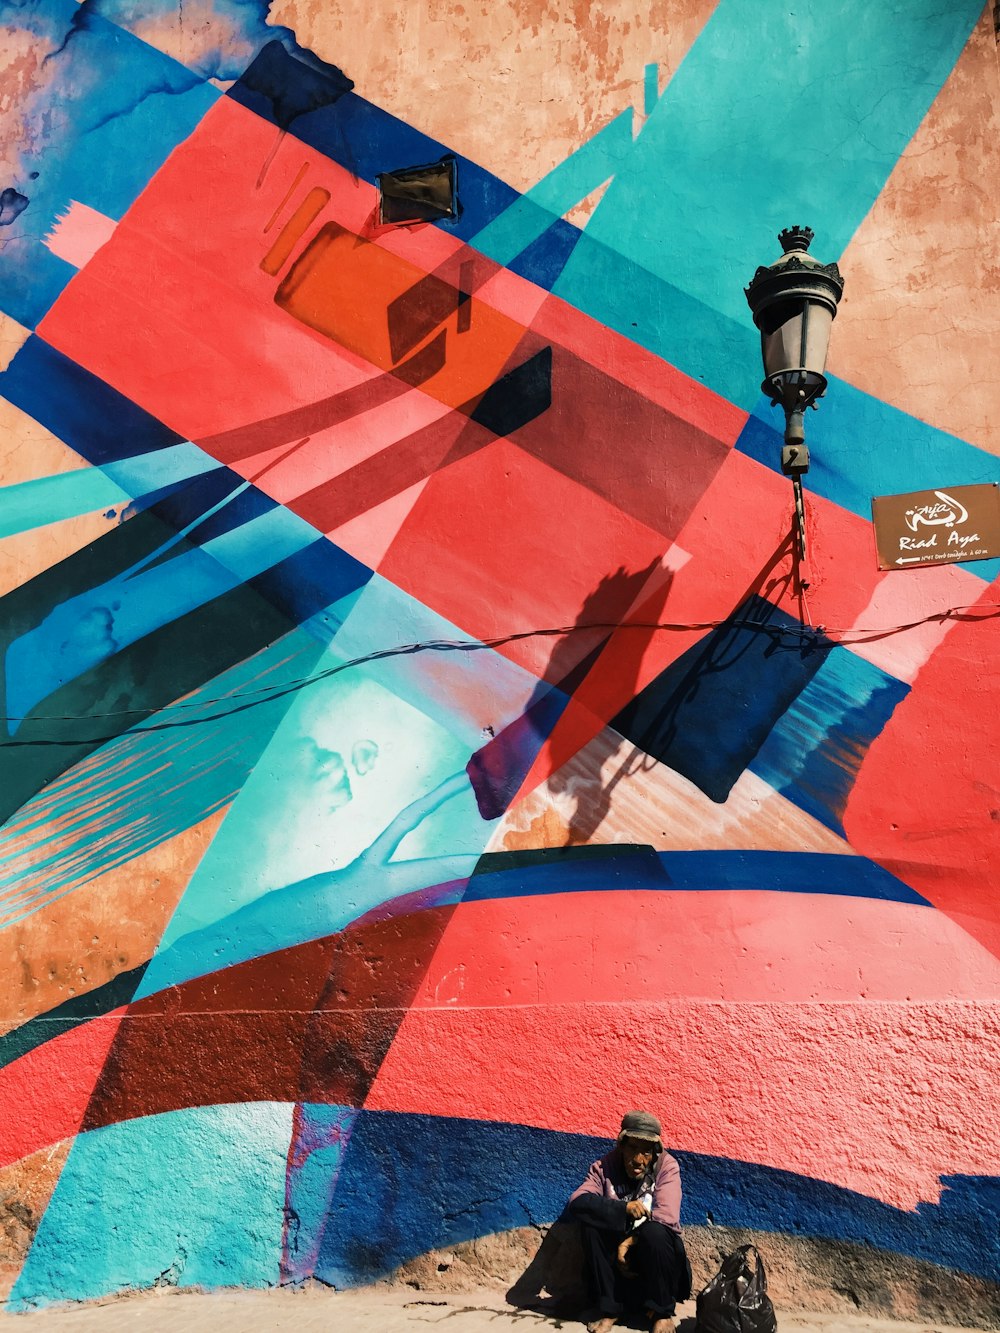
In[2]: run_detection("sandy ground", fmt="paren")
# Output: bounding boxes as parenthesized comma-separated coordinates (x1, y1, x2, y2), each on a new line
(0, 1287, 993, 1332)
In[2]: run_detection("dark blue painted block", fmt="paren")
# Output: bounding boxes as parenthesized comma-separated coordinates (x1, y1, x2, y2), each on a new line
(655, 850, 926, 905)
(466, 843, 672, 901)
(247, 538, 372, 630)
(316, 1112, 1000, 1288)
(315, 1112, 601, 1286)
(611, 596, 830, 804)
(0, 336, 183, 464)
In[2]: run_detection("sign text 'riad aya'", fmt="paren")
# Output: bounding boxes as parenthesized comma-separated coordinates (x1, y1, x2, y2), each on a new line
(871, 482, 1000, 571)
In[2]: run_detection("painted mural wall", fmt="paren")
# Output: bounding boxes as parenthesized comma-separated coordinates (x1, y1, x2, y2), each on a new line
(1, 0, 999, 1316)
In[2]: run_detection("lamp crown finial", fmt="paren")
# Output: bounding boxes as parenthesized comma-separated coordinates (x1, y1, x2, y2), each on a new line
(779, 226, 814, 254)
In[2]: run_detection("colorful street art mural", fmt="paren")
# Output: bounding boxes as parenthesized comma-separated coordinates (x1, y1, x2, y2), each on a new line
(1, 0, 999, 1315)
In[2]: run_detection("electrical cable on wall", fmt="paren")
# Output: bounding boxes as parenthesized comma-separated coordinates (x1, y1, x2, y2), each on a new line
(1, 598, 997, 737)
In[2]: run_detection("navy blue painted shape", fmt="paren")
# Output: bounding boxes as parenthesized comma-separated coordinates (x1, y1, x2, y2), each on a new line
(316, 1112, 587, 1285)
(317, 1111, 1000, 1287)
(0, 188, 29, 225)
(0, 336, 183, 464)
(465, 846, 927, 907)
(611, 596, 831, 804)
(232, 40, 353, 131)
(657, 850, 925, 904)
(465, 844, 672, 901)
(507, 217, 584, 290)
(246, 538, 372, 630)
(226, 82, 520, 243)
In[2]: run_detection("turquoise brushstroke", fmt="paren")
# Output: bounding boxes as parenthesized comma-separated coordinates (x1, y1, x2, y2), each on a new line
(494, 0, 983, 406)
(0, 622, 333, 928)
(9, 1103, 291, 1308)
(0, 470, 129, 538)
(0, 437, 221, 539)
(101, 440, 222, 493)
(643, 63, 659, 117)
(470, 108, 635, 269)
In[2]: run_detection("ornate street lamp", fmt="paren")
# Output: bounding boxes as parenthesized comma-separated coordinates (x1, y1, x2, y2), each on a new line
(745, 226, 844, 560)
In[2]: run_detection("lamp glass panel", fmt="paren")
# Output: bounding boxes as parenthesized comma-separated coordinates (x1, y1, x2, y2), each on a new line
(800, 302, 833, 375)
(760, 299, 833, 377)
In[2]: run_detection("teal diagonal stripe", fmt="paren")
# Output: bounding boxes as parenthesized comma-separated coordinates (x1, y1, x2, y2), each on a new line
(553, 0, 983, 406)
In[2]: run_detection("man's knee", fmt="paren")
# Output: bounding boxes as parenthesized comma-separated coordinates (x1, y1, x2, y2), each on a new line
(633, 1223, 690, 1303)
(633, 1221, 677, 1257)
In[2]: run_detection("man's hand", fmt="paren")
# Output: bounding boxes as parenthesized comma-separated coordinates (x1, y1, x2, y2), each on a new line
(616, 1235, 635, 1273)
(625, 1200, 650, 1222)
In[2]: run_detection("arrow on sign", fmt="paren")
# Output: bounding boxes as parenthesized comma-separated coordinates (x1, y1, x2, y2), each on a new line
(896, 556, 927, 565)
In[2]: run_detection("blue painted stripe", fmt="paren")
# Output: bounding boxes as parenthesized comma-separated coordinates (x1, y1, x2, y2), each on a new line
(466, 847, 928, 906)
(316, 1111, 1000, 1287)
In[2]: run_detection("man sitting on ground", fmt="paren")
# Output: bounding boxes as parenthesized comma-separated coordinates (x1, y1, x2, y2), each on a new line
(565, 1110, 691, 1333)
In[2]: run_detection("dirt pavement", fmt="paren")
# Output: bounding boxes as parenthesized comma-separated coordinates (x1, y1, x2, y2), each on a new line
(0, 1287, 993, 1332)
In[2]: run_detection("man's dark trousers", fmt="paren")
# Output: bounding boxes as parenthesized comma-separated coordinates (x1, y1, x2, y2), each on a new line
(581, 1219, 689, 1318)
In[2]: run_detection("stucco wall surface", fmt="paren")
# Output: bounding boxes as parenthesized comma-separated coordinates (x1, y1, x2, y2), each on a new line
(0, 0, 998, 1323)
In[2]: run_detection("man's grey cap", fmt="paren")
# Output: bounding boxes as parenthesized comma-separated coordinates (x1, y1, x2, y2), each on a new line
(618, 1110, 662, 1146)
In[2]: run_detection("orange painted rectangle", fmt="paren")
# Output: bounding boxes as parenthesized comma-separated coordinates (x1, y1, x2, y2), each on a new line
(260, 185, 330, 275)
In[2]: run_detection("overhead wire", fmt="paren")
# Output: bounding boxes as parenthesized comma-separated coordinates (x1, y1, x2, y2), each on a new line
(1, 597, 997, 738)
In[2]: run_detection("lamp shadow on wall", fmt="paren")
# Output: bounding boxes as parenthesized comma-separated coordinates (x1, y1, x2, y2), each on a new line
(468, 557, 673, 841)
(493, 531, 809, 839)
(542, 557, 673, 845)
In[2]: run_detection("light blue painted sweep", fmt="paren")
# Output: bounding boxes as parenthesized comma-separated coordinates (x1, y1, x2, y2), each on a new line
(9, 1102, 292, 1308)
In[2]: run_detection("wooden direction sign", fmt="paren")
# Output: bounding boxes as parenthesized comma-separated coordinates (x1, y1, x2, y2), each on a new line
(871, 482, 1000, 571)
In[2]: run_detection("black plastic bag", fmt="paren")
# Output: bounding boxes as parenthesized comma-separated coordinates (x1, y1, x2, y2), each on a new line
(695, 1244, 777, 1333)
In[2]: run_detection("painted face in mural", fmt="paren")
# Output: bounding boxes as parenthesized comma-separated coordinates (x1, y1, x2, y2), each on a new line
(620, 1136, 658, 1180)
